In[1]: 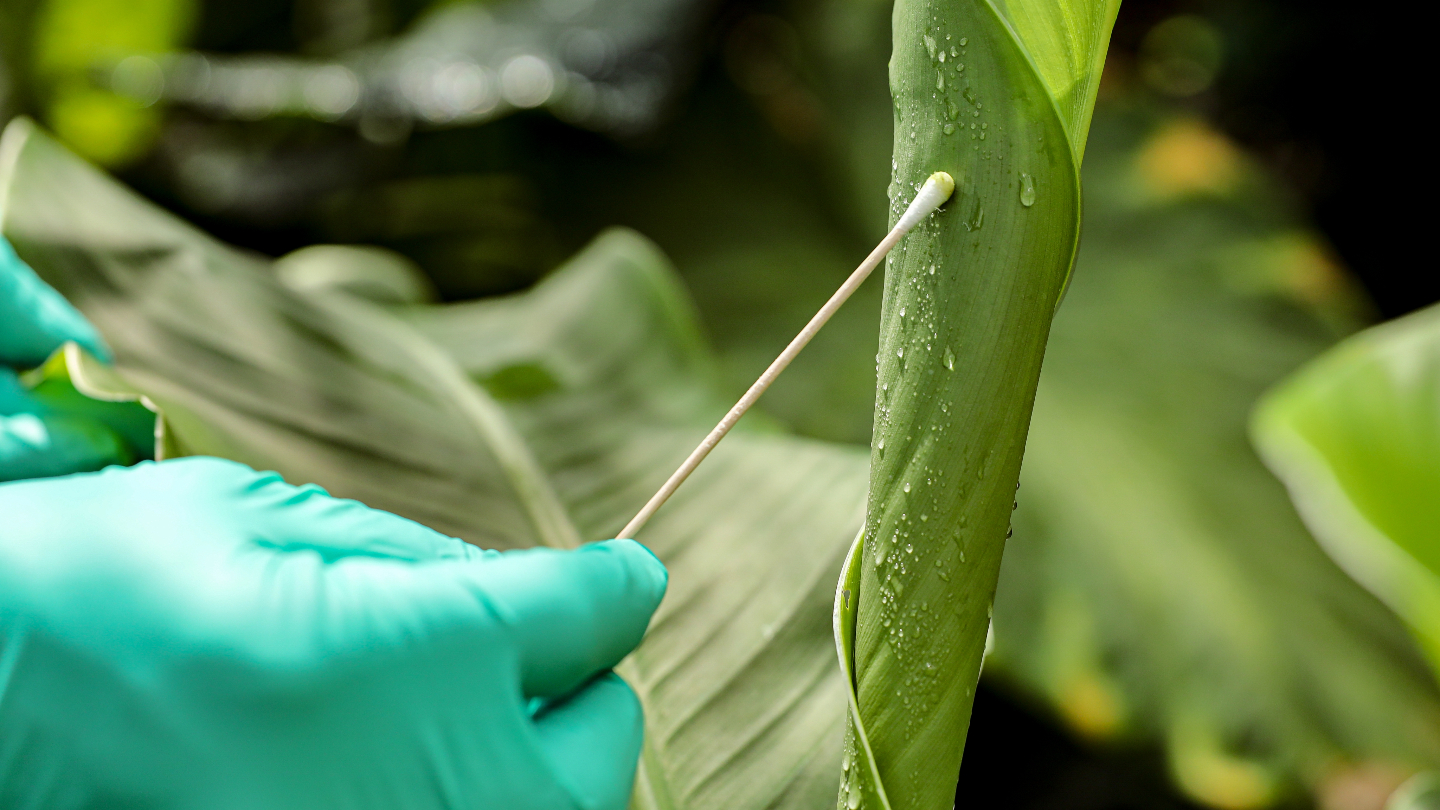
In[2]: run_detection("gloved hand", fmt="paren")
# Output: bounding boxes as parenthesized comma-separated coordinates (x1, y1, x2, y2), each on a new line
(0, 457, 667, 810)
(1, 235, 151, 481)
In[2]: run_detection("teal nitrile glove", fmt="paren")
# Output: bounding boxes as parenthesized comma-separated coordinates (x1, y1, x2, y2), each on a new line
(1, 235, 148, 482)
(0, 457, 667, 810)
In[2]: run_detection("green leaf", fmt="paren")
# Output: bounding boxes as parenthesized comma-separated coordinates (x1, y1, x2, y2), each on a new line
(0, 116, 880, 810)
(272, 245, 437, 305)
(995, 112, 1440, 807)
(0, 117, 576, 551)
(22, 343, 157, 458)
(1389, 772, 1440, 810)
(834, 530, 890, 810)
(988, 0, 1119, 162)
(402, 230, 874, 809)
(841, 1, 1117, 807)
(661, 20, 1440, 791)
(1253, 302, 1440, 676)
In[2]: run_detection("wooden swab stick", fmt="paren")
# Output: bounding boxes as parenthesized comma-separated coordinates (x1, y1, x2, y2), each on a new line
(616, 171, 955, 540)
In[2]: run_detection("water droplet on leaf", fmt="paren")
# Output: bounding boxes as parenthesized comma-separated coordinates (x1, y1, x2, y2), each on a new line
(965, 206, 984, 231)
(1019, 172, 1036, 207)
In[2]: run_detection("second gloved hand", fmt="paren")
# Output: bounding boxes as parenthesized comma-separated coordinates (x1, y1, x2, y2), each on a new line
(1, 235, 152, 482)
(0, 457, 667, 810)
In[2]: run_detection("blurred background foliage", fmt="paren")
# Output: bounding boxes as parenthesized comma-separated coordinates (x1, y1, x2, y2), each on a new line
(2, 0, 1436, 807)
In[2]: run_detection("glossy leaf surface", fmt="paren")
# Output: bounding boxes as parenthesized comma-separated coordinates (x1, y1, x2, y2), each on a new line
(1254, 304, 1440, 676)
(839, 2, 1117, 808)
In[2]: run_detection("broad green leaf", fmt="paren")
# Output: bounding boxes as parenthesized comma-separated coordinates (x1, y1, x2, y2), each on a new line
(841, 2, 1117, 808)
(426, 0, 1437, 790)
(665, 10, 1440, 790)
(714, 88, 1440, 806)
(0, 117, 576, 551)
(1253, 303, 1440, 676)
(402, 231, 872, 809)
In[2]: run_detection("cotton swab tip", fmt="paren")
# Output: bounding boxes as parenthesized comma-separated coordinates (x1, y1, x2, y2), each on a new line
(928, 171, 955, 199)
(895, 171, 956, 232)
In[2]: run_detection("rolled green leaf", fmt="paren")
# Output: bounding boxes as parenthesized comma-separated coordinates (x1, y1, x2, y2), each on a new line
(838, 1, 1118, 807)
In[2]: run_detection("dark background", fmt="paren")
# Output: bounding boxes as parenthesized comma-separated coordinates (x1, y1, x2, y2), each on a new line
(960, 682, 1206, 809)
(128, 0, 1434, 323)
(1107, 0, 1429, 322)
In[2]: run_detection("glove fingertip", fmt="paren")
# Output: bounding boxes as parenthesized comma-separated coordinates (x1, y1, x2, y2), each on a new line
(43, 299, 112, 364)
(533, 671, 645, 810)
(0, 240, 113, 366)
(0, 412, 130, 483)
(589, 539, 668, 611)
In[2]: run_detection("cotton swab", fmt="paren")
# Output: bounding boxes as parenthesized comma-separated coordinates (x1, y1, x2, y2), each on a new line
(616, 171, 956, 540)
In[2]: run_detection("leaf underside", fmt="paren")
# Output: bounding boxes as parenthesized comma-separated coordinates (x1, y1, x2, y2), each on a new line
(0, 118, 874, 810)
(402, 234, 872, 810)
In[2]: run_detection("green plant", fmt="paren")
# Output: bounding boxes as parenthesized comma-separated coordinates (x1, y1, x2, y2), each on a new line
(1253, 302, 1440, 678)
(534, 15, 1440, 801)
(6, 0, 1439, 801)
(994, 110, 1440, 807)
(834, 1, 1118, 807)
(1, 117, 871, 809)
